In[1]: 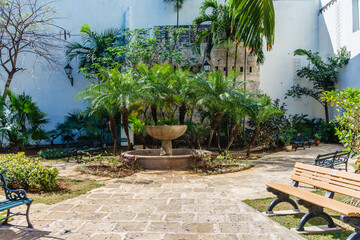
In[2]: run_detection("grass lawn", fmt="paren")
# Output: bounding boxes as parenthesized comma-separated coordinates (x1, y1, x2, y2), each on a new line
(243, 189, 354, 240)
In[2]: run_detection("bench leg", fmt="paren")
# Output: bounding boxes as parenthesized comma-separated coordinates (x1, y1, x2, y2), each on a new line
(296, 199, 335, 231)
(26, 202, 33, 228)
(341, 215, 360, 240)
(266, 187, 299, 214)
(2, 209, 10, 225)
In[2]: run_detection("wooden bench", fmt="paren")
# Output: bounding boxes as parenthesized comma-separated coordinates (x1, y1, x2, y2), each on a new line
(266, 163, 360, 239)
(0, 173, 33, 228)
(314, 150, 350, 171)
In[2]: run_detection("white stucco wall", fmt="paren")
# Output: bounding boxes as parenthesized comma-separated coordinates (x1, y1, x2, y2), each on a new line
(319, 0, 360, 90)
(260, 0, 323, 118)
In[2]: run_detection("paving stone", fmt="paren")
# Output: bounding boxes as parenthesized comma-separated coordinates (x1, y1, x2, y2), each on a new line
(164, 233, 199, 240)
(48, 204, 75, 212)
(163, 213, 195, 222)
(124, 232, 165, 240)
(182, 222, 214, 233)
(135, 213, 163, 221)
(90, 233, 123, 240)
(147, 221, 182, 232)
(112, 222, 148, 232)
(105, 212, 137, 221)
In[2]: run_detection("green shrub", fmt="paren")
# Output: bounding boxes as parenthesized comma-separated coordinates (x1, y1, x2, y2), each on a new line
(0, 153, 59, 192)
(38, 148, 69, 159)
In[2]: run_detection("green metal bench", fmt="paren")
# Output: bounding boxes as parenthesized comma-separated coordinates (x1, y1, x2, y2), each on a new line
(314, 150, 350, 171)
(0, 173, 33, 228)
(289, 134, 306, 151)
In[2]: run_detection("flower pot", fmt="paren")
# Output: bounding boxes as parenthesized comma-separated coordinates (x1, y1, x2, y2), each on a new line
(315, 140, 320, 146)
(285, 145, 292, 152)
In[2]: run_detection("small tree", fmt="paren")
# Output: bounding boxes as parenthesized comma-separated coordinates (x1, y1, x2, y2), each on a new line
(285, 48, 350, 123)
(322, 88, 360, 156)
(0, 0, 63, 100)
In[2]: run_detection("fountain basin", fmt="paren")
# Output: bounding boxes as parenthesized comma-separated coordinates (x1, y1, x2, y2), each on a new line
(145, 125, 187, 141)
(122, 149, 211, 170)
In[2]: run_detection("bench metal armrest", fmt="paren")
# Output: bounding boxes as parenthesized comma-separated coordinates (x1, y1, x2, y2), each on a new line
(5, 187, 28, 200)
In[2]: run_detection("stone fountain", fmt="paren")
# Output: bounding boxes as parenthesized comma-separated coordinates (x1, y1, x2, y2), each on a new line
(122, 125, 211, 170)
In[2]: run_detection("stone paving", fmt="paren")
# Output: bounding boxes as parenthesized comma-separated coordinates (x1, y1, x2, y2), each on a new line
(0, 144, 348, 240)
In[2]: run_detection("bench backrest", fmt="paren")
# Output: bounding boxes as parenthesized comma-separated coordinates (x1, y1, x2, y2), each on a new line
(315, 150, 350, 162)
(292, 162, 360, 199)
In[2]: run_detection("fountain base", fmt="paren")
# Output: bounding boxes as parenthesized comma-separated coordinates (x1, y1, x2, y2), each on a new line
(123, 149, 211, 170)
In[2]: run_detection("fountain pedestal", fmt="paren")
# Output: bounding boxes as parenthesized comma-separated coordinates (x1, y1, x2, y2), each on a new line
(161, 140, 172, 156)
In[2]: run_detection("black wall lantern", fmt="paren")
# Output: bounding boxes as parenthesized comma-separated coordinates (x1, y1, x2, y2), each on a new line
(204, 61, 211, 72)
(64, 63, 74, 86)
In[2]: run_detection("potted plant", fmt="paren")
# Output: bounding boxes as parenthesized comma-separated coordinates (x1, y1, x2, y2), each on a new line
(314, 133, 322, 146)
(280, 135, 293, 152)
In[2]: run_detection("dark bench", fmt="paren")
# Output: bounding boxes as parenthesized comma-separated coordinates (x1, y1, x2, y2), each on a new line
(289, 134, 306, 151)
(266, 163, 360, 239)
(0, 173, 33, 228)
(314, 150, 350, 171)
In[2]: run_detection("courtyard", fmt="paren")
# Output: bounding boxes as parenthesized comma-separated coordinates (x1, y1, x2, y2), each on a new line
(0, 144, 349, 240)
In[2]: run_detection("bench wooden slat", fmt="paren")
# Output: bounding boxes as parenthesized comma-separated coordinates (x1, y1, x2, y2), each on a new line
(292, 169, 360, 192)
(266, 183, 360, 217)
(295, 162, 360, 182)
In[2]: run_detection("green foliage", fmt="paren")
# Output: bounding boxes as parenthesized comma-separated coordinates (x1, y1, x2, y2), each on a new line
(0, 153, 59, 191)
(314, 133, 322, 140)
(65, 24, 126, 81)
(280, 135, 292, 146)
(0, 90, 49, 149)
(228, 0, 275, 49)
(322, 87, 360, 155)
(111, 28, 185, 69)
(286, 47, 350, 122)
(38, 148, 69, 159)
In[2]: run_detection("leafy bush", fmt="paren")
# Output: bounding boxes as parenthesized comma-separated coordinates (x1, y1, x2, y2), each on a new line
(0, 153, 59, 191)
(38, 148, 69, 159)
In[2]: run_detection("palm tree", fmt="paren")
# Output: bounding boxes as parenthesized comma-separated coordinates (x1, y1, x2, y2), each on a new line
(229, 0, 275, 50)
(245, 95, 282, 157)
(78, 69, 139, 152)
(169, 68, 196, 124)
(137, 63, 173, 124)
(224, 90, 249, 151)
(194, 70, 241, 151)
(0, 91, 49, 149)
(192, 0, 221, 65)
(164, 0, 185, 28)
(65, 24, 125, 80)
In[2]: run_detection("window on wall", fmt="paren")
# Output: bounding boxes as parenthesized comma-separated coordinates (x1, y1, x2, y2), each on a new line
(353, 0, 360, 32)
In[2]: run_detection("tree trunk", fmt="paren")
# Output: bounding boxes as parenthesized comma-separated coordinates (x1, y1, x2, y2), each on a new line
(121, 108, 131, 151)
(208, 110, 223, 149)
(179, 104, 187, 125)
(234, 43, 238, 71)
(108, 118, 117, 155)
(216, 126, 222, 154)
(225, 50, 229, 77)
(226, 123, 241, 151)
(324, 103, 329, 123)
(242, 49, 247, 145)
(176, 0, 179, 28)
(151, 105, 158, 125)
(3, 71, 15, 100)
(247, 125, 260, 157)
